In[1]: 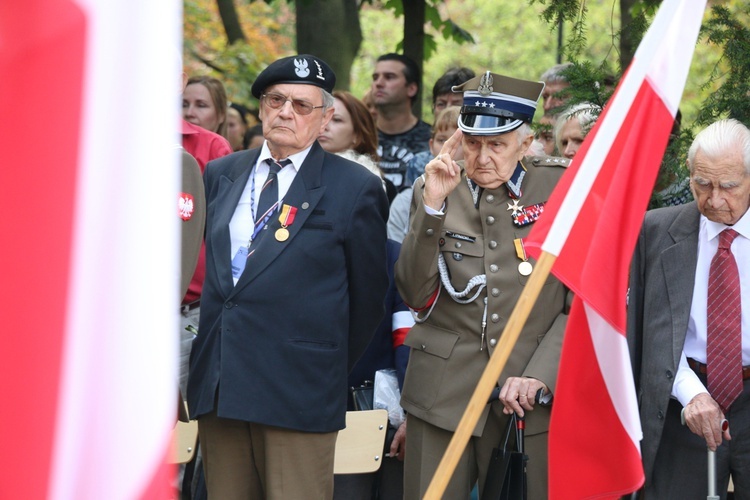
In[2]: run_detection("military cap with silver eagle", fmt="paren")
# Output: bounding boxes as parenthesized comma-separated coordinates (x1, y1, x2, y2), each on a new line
(251, 54, 336, 99)
(452, 71, 544, 135)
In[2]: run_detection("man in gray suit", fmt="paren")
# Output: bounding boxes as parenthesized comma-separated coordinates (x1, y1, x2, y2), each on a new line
(628, 118, 750, 498)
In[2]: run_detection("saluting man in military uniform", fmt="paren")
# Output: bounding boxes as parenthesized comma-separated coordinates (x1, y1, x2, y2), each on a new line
(395, 71, 572, 499)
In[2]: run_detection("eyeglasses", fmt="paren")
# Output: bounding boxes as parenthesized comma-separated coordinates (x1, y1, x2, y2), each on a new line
(261, 93, 325, 115)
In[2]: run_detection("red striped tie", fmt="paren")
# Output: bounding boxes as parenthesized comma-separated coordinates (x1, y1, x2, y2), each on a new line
(706, 228, 742, 412)
(256, 158, 290, 223)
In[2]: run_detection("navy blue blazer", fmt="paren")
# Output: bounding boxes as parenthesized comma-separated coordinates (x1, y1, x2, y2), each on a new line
(187, 142, 389, 432)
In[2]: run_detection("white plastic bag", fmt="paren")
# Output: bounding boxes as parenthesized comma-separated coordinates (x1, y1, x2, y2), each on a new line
(373, 368, 405, 428)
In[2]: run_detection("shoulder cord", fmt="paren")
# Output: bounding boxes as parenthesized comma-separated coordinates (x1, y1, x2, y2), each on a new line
(411, 253, 487, 324)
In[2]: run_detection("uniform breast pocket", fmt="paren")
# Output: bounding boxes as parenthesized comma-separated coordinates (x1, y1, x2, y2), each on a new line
(440, 230, 484, 291)
(402, 325, 460, 410)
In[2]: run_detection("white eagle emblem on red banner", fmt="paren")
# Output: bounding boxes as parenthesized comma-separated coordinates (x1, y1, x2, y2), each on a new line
(178, 193, 195, 221)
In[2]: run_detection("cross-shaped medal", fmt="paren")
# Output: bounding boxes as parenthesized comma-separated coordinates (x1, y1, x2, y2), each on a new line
(507, 199, 524, 216)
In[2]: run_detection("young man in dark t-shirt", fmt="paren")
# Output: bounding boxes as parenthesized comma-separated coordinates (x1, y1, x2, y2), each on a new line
(372, 53, 431, 190)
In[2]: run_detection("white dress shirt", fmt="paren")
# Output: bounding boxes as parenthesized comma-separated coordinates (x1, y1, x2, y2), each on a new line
(672, 209, 750, 406)
(228, 143, 312, 285)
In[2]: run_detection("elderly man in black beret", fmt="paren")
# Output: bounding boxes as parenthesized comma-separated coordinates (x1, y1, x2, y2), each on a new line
(187, 54, 389, 499)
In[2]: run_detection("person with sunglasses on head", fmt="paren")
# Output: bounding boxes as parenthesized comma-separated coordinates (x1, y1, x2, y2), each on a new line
(187, 54, 390, 499)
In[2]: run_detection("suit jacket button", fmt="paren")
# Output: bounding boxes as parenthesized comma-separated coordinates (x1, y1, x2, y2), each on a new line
(225, 302, 233, 309)
(666, 370, 673, 379)
(657, 410, 664, 420)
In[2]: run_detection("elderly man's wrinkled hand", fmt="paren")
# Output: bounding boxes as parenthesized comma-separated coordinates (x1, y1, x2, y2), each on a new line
(423, 129, 463, 210)
(498, 377, 548, 418)
(389, 419, 407, 461)
(683, 392, 731, 451)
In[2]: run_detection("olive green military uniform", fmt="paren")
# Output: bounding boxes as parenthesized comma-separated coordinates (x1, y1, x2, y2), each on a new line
(396, 155, 572, 499)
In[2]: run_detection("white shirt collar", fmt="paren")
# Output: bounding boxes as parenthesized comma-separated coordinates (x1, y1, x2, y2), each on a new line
(702, 207, 750, 243)
(256, 142, 313, 173)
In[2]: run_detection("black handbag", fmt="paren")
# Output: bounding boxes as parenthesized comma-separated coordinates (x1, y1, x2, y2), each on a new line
(481, 413, 528, 500)
(350, 380, 374, 411)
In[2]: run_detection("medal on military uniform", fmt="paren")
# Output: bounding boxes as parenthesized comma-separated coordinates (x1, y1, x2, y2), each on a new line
(518, 260, 533, 276)
(514, 238, 533, 276)
(511, 202, 545, 227)
(275, 204, 297, 242)
(506, 199, 524, 216)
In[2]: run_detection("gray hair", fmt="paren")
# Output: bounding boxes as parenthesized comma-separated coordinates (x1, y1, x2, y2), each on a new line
(540, 62, 573, 84)
(321, 89, 335, 110)
(687, 118, 750, 174)
(554, 102, 599, 153)
(516, 123, 533, 147)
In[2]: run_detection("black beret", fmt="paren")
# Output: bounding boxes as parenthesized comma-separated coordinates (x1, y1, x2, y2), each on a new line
(251, 54, 336, 99)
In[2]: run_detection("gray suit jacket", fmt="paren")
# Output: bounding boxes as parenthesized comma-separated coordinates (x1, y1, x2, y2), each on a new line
(627, 201, 701, 485)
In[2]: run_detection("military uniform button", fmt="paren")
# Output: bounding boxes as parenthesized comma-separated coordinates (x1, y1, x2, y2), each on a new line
(426, 228, 434, 236)
(489, 241, 497, 249)
(491, 314, 499, 323)
(455, 242, 462, 249)
(301, 202, 310, 209)
(421, 344, 426, 350)
(453, 253, 463, 261)
(486, 216, 495, 225)
(489, 338, 497, 347)
(490, 264, 498, 273)
(486, 194, 495, 203)
(491, 288, 500, 297)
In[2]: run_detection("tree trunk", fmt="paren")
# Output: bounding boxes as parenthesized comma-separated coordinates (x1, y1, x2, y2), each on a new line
(402, 0, 425, 118)
(619, 0, 639, 71)
(296, 0, 362, 91)
(216, 0, 247, 44)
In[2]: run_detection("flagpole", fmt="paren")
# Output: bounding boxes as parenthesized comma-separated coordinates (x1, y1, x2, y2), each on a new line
(423, 250, 557, 499)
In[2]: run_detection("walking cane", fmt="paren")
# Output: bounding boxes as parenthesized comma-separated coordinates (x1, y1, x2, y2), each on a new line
(681, 409, 728, 500)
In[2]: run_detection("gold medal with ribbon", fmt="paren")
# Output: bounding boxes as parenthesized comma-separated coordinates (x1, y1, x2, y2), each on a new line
(514, 237, 533, 276)
(275, 204, 297, 242)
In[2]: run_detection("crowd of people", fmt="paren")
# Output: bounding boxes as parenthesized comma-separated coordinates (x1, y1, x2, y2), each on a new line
(176, 51, 749, 500)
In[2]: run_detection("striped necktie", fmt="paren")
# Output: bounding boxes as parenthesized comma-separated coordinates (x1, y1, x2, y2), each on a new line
(256, 158, 290, 224)
(706, 228, 742, 412)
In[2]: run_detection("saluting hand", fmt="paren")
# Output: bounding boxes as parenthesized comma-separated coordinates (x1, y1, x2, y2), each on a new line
(422, 128, 463, 211)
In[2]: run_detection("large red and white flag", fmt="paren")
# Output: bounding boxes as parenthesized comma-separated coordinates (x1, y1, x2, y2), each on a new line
(1, 1, 181, 498)
(525, 0, 706, 497)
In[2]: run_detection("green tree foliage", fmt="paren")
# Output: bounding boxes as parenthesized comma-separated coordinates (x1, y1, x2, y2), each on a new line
(697, 4, 750, 126)
(527, 1, 749, 209)
(377, 0, 475, 59)
(184, 0, 294, 106)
